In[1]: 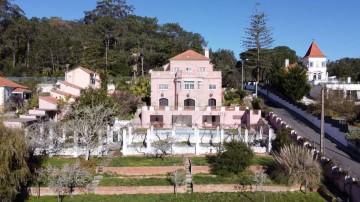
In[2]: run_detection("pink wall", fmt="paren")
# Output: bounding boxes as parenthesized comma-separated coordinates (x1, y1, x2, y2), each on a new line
(57, 82, 81, 96)
(150, 59, 222, 108)
(65, 67, 101, 89)
(39, 99, 57, 110)
(141, 106, 260, 128)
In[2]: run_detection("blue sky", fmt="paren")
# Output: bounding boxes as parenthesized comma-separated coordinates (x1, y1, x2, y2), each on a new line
(13, 0, 360, 61)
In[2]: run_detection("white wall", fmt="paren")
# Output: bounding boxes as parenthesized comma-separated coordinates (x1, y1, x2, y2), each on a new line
(254, 86, 348, 147)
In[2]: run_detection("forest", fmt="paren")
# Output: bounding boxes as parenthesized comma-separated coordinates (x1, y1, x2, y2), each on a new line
(1, 0, 359, 86)
(0, 0, 207, 79)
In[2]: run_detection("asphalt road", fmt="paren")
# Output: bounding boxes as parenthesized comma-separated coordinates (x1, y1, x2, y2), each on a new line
(267, 100, 360, 178)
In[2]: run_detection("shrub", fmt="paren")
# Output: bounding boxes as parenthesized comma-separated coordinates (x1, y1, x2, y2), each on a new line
(210, 141, 254, 176)
(271, 128, 293, 153)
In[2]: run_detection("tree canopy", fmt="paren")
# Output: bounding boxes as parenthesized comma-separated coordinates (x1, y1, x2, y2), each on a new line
(0, 123, 30, 201)
(242, 3, 274, 82)
(0, 0, 207, 77)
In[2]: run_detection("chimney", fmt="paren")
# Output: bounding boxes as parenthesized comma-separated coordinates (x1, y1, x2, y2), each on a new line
(204, 47, 209, 58)
(285, 59, 289, 68)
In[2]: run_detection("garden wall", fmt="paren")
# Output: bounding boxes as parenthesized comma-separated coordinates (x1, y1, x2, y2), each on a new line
(255, 86, 348, 147)
(28, 187, 87, 196)
(268, 112, 360, 202)
(192, 184, 300, 193)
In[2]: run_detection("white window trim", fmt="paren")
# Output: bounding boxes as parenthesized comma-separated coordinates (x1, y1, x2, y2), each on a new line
(158, 84, 169, 90)
(209, 84, 216, 90)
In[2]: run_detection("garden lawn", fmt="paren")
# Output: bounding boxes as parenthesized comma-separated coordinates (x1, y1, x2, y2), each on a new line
(191, 156, 274, 166)
(98, 177, 172, 186)
(41, 157, 105, 168)
(25, 192, 326, 202)
(108, 157, 184, 167)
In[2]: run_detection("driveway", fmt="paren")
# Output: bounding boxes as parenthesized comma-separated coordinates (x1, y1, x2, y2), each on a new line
(267, 100, 360, 178)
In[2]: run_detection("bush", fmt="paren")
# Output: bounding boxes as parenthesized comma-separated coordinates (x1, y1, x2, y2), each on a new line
(271, 128, 293, 153)
(210, 141, 254, 176)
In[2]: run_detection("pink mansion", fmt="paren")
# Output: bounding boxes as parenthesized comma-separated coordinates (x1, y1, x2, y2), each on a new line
(141, 49, 261, 129)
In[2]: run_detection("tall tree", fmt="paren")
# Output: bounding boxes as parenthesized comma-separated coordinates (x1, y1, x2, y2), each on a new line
(282, 65, 311, 102)
(211, 49, 239, 88)
(0, 123, 30, 201)
(84, 0, 134, 24)
(242, 3, 274, 82)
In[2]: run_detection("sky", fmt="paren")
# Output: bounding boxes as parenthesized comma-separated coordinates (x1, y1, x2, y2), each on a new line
(13, 0, 360, 61)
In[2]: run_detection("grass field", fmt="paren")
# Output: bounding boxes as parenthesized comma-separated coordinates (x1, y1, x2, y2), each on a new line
(40, 157, 105, 168)
(108, 156, 184, 167)
(25, 192, 326, 202)
(108, 156, 274, 167)
(98, 177, 172, 186)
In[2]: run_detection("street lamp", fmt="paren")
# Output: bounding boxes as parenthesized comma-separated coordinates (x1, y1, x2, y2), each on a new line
(241, 59, 248, 90)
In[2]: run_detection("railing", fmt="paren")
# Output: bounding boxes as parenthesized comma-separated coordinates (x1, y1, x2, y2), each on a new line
(146, 106, 247, 112)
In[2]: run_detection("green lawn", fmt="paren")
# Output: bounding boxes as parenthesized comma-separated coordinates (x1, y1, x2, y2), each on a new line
(40, 157, 105, 168)
(108, 156, 274, 167)
(25, 192, 326, 202)
(108, 157, 184, 167)
(192, 175, 242, 184)
(250, 156, 275, 166)
(99, 177, 172, 186)
(191, 156, 274, 166)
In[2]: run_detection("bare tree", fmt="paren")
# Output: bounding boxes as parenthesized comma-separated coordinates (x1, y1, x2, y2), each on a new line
(25, 121, 63, 156)
(170, 169, 186, 196)
(151, 134, 175, 159)
(253, 170, 267, 202)
(66, 104, 116, 160)
(46, 161, 91, 202)
(273, 144, 322, 194)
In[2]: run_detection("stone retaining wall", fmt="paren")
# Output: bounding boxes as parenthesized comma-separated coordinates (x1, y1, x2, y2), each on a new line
(28, 187, 87, 196)
(193, 184, 300, 193)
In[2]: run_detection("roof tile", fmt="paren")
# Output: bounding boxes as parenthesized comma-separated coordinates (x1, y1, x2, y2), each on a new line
(304, 41, 325, 58)
(170, 50, 209, 60)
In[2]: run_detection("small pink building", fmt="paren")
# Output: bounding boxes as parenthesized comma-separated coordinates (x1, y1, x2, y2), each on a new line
(4, 66, 101, 128)
(141, 50, 261, 129)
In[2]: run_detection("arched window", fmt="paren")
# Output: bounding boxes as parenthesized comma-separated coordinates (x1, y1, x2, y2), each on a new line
(208, 98, 216, 107)
(184, 98, 195, 110)
(159, 98, 168, 106)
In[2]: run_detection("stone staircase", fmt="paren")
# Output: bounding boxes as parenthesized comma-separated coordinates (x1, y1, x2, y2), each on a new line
(184, 157, 193, 193)
(87, 175, 103, 194)
(88, 150, 116, 193)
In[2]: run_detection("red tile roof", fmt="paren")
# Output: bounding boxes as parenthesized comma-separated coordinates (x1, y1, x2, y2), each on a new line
(0, 77, 28, 88)
(40, 96, 59, 104)
(58, 80, 83, 90)
(13, 88, 32, 93)
(304, 41, 325, 58)
(170, 50, 209, 60)
(51, 89, 78, 98)
(78, 66, 98, 75)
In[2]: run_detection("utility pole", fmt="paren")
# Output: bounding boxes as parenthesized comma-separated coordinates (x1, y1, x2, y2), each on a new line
(320, 84, 325, 155)
(241, 59, 248, 90)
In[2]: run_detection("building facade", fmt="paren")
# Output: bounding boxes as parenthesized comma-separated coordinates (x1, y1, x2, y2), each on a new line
(302, 41, 328, 85)
(141, 49, 261, 129)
